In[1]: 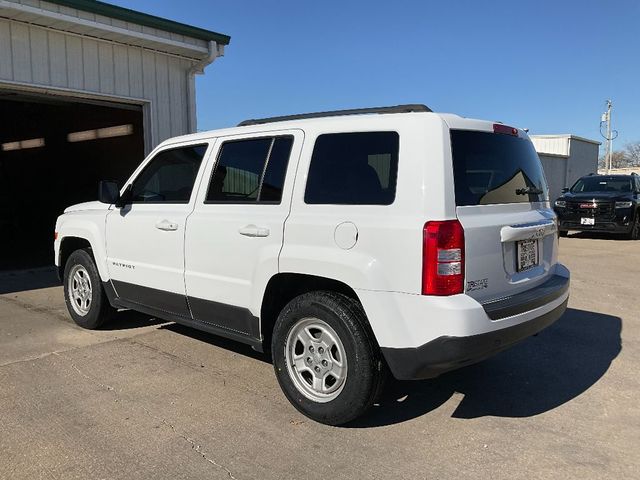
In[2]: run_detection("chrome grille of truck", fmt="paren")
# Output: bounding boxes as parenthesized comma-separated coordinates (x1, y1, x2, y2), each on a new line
(566, 201, 614, 217)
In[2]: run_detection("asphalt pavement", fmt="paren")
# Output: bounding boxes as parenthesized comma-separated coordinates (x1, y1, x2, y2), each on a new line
(0, 234, 637, 479)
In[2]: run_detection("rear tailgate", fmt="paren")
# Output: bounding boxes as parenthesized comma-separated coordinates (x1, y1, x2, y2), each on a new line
(449, 126, 558, 304)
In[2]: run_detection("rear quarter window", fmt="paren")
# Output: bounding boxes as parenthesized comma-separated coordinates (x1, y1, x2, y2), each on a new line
(451, 130, 548, 206)
(304, 131, 399, 205)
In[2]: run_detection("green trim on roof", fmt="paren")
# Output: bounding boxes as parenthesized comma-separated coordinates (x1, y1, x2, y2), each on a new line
(47, 0, 230, 44)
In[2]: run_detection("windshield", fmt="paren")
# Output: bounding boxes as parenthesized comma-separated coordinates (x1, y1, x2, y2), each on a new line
(451, 130, 549, 206)
(570, 176, 633, 193)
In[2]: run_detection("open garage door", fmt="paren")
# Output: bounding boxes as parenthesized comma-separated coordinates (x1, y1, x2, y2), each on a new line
(0, 91, 145, 270)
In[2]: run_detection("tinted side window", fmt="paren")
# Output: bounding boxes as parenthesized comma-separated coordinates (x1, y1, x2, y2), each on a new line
(260, 137, 293, 202)
(206, 136, 293, 203)
(130, 144, 207, 203)
(304, 132, 399, 205)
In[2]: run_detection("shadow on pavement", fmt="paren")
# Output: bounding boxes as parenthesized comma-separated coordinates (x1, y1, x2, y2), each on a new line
(104, 309, 165, 330)
(350, 308, 621, 427)
(161, 323, 271, 364)
(0, 266, 60, 294)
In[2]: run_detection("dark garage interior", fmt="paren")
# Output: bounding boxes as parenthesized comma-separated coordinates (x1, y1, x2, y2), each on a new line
(0, 91, 145, 270)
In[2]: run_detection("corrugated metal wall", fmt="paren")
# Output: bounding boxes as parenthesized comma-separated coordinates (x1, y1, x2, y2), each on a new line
(539, 154, 568, 202)
(0, 0, 202, 148)
(533, 137, 600, 201)
(530, 137, 571, 157)
(565, 139, 599, 185)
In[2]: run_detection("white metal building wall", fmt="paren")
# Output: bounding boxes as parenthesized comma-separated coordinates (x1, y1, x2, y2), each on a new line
(0, 0, 224, 151)
(531, 135, 600, 201)
(539, 154, 568, 202)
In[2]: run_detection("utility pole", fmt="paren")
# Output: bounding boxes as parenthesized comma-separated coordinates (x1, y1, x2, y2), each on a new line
(602, 100, 613, 173)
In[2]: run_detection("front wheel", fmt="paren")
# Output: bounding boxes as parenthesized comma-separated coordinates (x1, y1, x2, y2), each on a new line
(272, 291, 386, 425)
(63, 249, 115, 329)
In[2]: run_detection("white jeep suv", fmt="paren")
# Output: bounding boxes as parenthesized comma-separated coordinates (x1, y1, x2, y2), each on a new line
(55, 104, 569, 425)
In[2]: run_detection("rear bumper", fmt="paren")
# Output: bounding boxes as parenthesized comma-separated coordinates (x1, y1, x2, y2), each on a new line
(378, 273, 569, 380)
(381, 299, 567, 380)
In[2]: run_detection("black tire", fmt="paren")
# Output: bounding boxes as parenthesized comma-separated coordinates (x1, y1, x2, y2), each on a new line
(628, 213, 640, 240)
(271, 291, 386, 426)
(63, 249, 115, 329)
(559, 230, 569, 238)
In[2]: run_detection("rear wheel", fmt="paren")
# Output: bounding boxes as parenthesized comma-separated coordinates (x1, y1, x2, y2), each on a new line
(272, 291, 386, 425)
(63, 249, 115, 329)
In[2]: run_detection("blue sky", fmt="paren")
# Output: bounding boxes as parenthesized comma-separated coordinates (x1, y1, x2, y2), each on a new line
(113, 0, 639, 153)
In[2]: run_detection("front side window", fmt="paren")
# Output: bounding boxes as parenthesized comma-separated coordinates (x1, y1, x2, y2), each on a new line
(304, 132, 399, 205)
(130, 144, 207, 203)
(206, 136, 293, 203)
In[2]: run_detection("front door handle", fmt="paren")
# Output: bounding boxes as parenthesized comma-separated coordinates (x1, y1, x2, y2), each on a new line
(238, 225, 270, 237)
(155, 219, 179, 231)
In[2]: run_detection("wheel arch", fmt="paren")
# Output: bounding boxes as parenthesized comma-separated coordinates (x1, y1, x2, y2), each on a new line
(56, 222, 109, 281)
(260, 272, 370, 350)
(58, 237, 92, 278)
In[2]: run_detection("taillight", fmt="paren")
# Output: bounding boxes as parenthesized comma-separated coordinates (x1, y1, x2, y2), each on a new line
(422, 220, 465, 296)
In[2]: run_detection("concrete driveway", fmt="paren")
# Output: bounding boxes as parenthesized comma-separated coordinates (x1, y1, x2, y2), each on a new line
(0, 236, 637, 479)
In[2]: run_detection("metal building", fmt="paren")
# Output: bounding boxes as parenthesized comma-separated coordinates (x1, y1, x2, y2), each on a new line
(530, 135, 601, 203)
(0, 0, 229, 269)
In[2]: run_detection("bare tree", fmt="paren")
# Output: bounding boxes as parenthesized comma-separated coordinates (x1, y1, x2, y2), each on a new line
(599, 151, 629, 170)
(599, 142, 640, 169)
(611, 151, 628, 169)
(625, 141, 640, 166)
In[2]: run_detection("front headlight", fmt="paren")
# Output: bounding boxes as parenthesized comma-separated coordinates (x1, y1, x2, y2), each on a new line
(554, 200, 566, 208)
(615, 201, 633, 209)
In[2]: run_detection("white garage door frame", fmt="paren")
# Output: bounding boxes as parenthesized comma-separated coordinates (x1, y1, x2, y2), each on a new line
(0, 79, 153, 155)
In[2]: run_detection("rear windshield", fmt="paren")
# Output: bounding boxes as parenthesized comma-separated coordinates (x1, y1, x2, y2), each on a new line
(451, 130, 548, 206)
(570, 176, 632, 193)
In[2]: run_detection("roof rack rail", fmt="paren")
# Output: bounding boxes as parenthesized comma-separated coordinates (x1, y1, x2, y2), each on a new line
(237, 104, 432, 127)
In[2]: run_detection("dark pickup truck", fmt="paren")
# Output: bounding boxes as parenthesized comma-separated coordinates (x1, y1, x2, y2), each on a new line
(554, 173, 640, 239)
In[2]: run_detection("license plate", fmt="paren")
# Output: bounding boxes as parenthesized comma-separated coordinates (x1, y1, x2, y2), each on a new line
(581, 217, 595, 225)
(517, 239, 539, 272)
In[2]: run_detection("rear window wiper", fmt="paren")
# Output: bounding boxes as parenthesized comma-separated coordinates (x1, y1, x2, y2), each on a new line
(515, 187, 543, 195)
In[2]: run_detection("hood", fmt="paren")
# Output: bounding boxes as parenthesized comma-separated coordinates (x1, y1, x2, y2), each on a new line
(63, 201, 109, 213)
(561, 191, 633, 202)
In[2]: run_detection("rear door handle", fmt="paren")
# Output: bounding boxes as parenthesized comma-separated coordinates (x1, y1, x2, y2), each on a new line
(238, 225, 270, 237)
(155, 219, 179, 231)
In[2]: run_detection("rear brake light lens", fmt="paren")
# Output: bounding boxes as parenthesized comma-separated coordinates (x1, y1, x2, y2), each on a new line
(422, 220, 465, 295)
(493, 124, 518, 136)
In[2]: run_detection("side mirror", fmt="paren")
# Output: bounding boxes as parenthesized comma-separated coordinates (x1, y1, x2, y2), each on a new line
(98, 180, 120, 205)
(561, 187, 569, 193)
